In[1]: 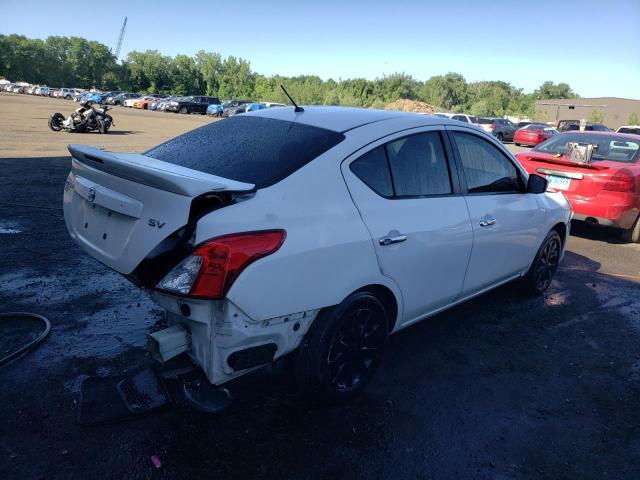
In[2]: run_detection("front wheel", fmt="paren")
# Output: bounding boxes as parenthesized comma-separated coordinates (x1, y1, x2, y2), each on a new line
(622, 215, 640, 243)
(521, 231, 562, 295)
(48, 113, 65, 131)
(295, 291, 388, 404)
(180, 106, 189, 114)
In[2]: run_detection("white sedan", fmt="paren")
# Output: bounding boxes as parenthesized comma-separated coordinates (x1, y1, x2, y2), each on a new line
(123, 97, 139, 107)
(63, 107, 571, 403)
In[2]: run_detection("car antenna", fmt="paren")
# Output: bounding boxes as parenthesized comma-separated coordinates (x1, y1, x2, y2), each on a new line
(280, 85, 304, 112)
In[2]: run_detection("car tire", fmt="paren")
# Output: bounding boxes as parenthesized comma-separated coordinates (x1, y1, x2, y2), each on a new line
(514, 142, 521, 147)
(295, 291, 388, 404)
(496, 133, 504, 142)
(180, 106, 189, 114)
(521, 230, 562, 295)
(622, 215, 640, 243)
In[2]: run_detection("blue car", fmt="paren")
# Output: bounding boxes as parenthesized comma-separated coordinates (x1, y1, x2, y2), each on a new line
(207, 103, 224, 117)
(246, 103, 267, 112)
(79, 91, 103, 104)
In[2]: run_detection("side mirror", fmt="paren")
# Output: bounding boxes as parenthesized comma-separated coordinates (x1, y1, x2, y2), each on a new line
(527, 173, 547, 194)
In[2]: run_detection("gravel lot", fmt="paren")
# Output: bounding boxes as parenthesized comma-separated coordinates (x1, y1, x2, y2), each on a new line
(0, 92, 214, 157)
(1, 94, 639, 480)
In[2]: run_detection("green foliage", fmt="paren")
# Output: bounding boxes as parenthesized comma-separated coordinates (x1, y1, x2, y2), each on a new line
(628, 112, 640, 125)
(420, 73, 468, 111)
(0, 33, 579, 117)
(588, 110, 604, 124)
(534, 81, 578, 100)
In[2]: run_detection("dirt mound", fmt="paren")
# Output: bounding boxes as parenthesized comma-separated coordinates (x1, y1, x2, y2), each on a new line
(384, 99, 437, 114)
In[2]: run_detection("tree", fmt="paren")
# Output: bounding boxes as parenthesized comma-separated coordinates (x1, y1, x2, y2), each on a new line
(124, 50, 173, 92)
(588, 110, 604, 124)
(171, 54, 201, 96)
(534, 81, 577, 100)
(0, 33, 583, 116)
(373, 73, 419, 103)
(217, 56, 255, 99)
(420, 73, 468, 111)
(195, 50, 222, 96)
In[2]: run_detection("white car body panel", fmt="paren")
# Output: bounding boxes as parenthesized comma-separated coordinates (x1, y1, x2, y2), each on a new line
(62, 107, 571, 385)
(340, 126, 474, 324)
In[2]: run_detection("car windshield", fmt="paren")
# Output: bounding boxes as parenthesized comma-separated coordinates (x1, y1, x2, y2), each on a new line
(145, 116, 345, 188)
(525, 124, 548, 130)
(534, 133, 640, 163)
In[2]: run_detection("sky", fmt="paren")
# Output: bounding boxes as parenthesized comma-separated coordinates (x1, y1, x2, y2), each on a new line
(1, 0, 639, 98)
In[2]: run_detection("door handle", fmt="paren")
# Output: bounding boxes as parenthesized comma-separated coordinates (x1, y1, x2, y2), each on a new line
(379, 233, 407, 246)
(479, 218, 497, 227)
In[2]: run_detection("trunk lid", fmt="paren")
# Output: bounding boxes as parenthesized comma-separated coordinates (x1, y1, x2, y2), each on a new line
(63, 144, 254, 275)
(516, 151, 624, 198)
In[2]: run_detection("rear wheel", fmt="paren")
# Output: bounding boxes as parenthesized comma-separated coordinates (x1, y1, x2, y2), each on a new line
(48, 113, 65, 131)
(622, 215, 640, 243)
(180, 106, 189, 114)
(295, 292, 388, 404)
(514, 142, 521, 147)
(521, 231, 562, 295)
(496, 133, 504, 142)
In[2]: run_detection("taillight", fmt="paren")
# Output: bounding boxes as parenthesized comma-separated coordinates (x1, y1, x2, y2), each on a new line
(489, 124, 496, 130)
(603, 169, 634, 192)
(157, 230, 286, 299)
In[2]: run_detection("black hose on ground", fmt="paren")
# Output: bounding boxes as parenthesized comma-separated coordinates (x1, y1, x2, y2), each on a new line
(0, 312, 51, 367)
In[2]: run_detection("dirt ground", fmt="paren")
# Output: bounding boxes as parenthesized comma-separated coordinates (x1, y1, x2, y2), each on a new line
(0, 92, 214, 157)
(1, 94, 639, 480)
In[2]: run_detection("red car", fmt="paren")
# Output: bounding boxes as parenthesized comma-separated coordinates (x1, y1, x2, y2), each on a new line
(515, 131, 640, 242)
(514, 124, 559, 147)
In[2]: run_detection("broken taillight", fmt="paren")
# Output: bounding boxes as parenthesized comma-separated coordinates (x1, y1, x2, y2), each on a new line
(156, 230, 286, 299)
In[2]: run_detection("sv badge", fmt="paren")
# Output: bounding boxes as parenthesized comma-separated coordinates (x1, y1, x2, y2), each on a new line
(148, 219, 166, 229)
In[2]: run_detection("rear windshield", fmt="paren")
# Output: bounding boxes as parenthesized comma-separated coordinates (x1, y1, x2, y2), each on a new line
(618, 127, 640, 135)
(478, 118, 494, 124)
(145, 116, 345, 188)
(534, 133, 640, 163)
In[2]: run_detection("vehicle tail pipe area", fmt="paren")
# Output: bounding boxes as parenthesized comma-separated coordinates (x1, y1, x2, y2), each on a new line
(147, 324, 191, 363)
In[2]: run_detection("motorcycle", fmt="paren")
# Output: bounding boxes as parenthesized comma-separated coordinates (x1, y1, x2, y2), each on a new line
(48, 102, 114, 134)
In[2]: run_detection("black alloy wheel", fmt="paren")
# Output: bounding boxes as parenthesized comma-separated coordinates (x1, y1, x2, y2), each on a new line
(522, 231, 562, 295)
(296, 291, 388, 404)
(325, 306, 387, 393)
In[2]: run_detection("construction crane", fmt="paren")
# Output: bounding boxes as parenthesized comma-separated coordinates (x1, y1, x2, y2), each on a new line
(113, 17, 127, 60)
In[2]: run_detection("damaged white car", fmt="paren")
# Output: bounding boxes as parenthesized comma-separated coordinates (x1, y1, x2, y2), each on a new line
(63, 107, 571, 403)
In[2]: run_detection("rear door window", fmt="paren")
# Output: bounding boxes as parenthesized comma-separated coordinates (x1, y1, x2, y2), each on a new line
(387, 133, 452, 196)
(146, 116, 345, 189)
(350, 131, 452, 198)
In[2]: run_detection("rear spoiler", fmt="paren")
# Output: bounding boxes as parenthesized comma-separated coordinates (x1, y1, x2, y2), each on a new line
(526, 156, 609, 171)
(68, 144, 255, 196)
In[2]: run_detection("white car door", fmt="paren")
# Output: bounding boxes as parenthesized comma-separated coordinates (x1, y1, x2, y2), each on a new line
(447, 127, 544, 295)
(341, 128, 473, 326)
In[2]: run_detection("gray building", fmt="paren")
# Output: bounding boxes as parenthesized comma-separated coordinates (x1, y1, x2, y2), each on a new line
(534, 97, 640, 129)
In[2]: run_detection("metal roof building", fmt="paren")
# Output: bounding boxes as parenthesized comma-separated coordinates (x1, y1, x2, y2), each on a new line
(535, 97, 640, 129)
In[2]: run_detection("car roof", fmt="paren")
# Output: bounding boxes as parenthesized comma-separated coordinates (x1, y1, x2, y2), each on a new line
(246, 106, 460, 133)
(557, 130, 640, 140)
